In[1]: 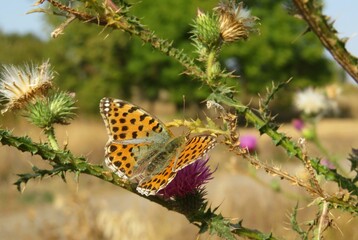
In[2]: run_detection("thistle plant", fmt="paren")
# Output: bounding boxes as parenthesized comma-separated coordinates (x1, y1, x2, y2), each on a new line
(0, 61, 76, 150)
(24, 91, 77, 149)
(191, 1, 258, 83)
(1, 1, 358, 240)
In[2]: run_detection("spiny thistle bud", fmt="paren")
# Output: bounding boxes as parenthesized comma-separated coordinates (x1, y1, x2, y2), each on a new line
(214, 1, 259, 43)
(170, 189, 208, 217)
(24, 91, 77, 129)
(192, 9, 222, 50)
(0, 61, 53, 114)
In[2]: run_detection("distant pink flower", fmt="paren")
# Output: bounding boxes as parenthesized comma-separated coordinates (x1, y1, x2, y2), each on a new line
(320, 158, 336, 170)
(239, 134, 257, 152)
(292, 118, 304, 131)
(158, 156, 214, 198)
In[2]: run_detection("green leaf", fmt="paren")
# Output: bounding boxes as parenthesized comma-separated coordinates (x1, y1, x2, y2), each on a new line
(348, 148, 358, 178)
(209, 214, 236, 240)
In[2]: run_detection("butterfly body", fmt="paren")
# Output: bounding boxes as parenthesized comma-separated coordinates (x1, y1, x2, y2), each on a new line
(137, 136, 185, 181)
(100, 97, 216, 196)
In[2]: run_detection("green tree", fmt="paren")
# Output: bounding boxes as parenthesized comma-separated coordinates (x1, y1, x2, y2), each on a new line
(46, 24, 133, 112)
(221, 0, 335, 93)
(0, 31, 47, 64)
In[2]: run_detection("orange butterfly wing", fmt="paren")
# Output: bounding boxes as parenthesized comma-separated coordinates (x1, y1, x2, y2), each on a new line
(137, 135, 216, 196)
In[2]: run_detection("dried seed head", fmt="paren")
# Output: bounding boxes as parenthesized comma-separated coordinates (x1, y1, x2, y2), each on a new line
(215, 1, 259, 42)
(0, 61, 54, 114)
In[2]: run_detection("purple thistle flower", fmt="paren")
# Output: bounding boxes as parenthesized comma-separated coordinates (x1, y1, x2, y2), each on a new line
(292, 118, 305, 131)
(158, 156, 215, 199)
(239, 134, 257, 152)
(320, 158, 336, 170)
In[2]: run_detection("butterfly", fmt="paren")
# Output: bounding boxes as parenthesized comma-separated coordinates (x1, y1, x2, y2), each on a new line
(100, 97, 216, 196)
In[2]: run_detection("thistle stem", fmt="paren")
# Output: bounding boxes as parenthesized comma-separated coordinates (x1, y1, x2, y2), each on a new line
(316, 201, 330, 240)
(206, 50, 217, 82)
(44, 126, 59, 150)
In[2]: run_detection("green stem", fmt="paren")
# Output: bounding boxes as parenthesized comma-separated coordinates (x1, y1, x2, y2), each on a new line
(44, 126, 59, 151)
(214, 94, 302, 156)
(206, 50, 217, 82)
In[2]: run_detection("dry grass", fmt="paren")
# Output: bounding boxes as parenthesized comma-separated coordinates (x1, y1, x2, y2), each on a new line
(0, 111, 358, 239)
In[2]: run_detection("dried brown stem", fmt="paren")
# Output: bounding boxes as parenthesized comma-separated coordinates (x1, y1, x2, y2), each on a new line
(232, 148, 325, 197)
(317, 201, 331, 239)
(298, 138, 325, 197)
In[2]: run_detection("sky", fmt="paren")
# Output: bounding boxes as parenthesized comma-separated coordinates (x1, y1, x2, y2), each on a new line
(0, 1, 357, 58)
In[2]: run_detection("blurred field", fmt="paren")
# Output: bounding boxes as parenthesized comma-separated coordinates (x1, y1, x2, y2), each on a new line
(1, 100, 358, 239)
